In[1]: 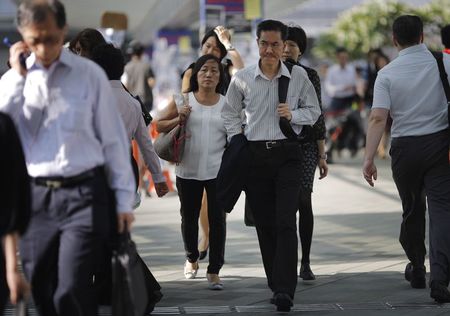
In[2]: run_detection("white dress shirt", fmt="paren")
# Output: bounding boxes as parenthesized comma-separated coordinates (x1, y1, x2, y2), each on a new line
(109, 80, 164, 183)
(0, 49, 134, 213)
(372, 44, 449, 138)
(222, 61, 320, 141)
(325, 63, 357, 98)
(175, 93, 227, 181)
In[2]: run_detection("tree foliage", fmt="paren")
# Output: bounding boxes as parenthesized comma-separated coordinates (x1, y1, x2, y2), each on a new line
(313, 0, 450, 60)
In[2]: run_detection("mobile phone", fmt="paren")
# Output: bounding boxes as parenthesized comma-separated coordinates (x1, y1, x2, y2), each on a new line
(3, 37, 28, 69)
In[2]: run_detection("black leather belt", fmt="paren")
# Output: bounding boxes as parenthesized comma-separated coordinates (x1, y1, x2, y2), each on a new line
(31, 167, 100, 189)
(249, 139, 300, 150)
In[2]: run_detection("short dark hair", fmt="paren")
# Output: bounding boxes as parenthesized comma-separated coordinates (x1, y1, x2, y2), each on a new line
(441, 24, 450, 49)
(286, 25, 307, 54)
(17, 0, 66, 29)
(201, 29, 227, 60)
(188, 54, 224, 93)
(127, 41, 145, 56)
(69, 28, 106, 57)
(256, 19, 287, 41)
(91, 43, 124, 80)
(393, 15, 423, 47)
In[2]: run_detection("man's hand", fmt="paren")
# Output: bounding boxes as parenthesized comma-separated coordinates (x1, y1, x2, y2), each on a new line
(117, 212, 135, 233)
(363, 159, 377, 187)
(318, 159, 328, 179)
(9, 41, 28, 77)
(277, 103, 292, 121)
(178, 105, 192, 124)
(154, 182, 169, 197)
(6, 270, 29, 305)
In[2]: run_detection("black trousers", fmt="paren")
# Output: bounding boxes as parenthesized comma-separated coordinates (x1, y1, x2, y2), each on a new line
(176, 177, 226, 274)
(246, 142, 302, 298)
(20, 168, 113, 316)
(391, 129, 450, 283)
(0, 246, 7, 314)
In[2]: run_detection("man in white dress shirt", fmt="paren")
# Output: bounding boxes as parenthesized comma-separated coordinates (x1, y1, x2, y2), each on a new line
(0, 1, 135, 315)
(90, 43, 169, 199)
(363, 15, 450, 303)
(324, 47, 357, 111)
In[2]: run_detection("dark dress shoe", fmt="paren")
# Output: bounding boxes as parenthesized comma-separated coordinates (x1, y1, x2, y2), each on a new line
(404, 262, 426, 289)
(299, 263, 316, 281)
(431, 280, 450, 303)
(273, 293, 293, 312)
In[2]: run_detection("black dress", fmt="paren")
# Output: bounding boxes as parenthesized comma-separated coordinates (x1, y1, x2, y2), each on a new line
(0, 112, 31, 311)
(298, 64, 326, 192)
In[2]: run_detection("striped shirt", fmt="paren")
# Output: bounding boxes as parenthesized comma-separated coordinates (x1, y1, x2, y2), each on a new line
(222, 61, 321, 141)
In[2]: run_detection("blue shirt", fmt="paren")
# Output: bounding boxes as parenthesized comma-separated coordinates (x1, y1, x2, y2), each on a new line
(0, 49, 134, 213)
(373, 44, 449, 138)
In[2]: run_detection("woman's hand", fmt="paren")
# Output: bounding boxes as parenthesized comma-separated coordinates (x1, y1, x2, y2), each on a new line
(178, 105, 192, 124)
(214, 26, 232, 47)
(6, 270, 29, 304)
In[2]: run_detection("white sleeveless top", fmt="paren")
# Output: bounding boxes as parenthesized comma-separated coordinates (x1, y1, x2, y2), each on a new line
(175, 92, 227, 180)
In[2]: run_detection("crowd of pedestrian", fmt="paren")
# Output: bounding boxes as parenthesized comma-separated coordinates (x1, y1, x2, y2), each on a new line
(0, 0, 449, 315)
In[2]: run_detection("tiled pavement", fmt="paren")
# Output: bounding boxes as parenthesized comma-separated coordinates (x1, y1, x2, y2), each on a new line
(4, 153, 449, 315)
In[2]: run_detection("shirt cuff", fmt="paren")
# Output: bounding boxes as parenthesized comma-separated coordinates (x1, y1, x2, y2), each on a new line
(4, 69, 26, 83)
(151, 172, 166, 184)
(115, 191, 133, 214)
(290, 110, 302, 125)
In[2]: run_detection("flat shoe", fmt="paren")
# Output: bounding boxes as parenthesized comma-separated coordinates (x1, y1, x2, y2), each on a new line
(184, 260, 199, 279)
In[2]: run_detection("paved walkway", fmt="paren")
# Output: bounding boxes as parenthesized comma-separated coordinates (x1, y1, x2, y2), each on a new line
(127, 153, 447, 315)
(5, 153, 449, 315)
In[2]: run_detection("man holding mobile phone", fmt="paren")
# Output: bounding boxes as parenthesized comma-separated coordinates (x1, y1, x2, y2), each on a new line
(0, 1, 135, 315)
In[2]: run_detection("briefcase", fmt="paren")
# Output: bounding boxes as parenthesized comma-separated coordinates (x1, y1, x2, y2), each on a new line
(111, 230, 162, 316)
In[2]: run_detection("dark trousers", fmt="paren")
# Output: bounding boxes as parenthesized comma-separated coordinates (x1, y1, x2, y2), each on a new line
(176, 177, 226, 274)
(0, 247, 7, 314)
(391, 129, 450, 283)
(246, 142, 302, 298)
(20, 169, 113, 316)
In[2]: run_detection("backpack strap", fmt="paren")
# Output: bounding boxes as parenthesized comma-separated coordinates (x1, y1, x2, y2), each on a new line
(278, 61, 298, 140)
(432, 52, 450, 126)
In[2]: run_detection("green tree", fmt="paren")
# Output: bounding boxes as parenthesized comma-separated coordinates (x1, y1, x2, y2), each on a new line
(313, 0, 449, 60)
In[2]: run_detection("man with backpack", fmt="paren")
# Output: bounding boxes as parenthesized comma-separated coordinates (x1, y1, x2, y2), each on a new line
(363, 15, 450, 302)
(222, 19, 320, 312)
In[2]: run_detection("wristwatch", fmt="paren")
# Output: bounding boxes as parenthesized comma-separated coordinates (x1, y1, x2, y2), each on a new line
(225, 44, 235, 51)
(319, 154, 327, 160)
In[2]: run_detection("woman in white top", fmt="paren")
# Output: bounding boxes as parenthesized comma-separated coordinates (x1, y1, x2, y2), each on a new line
(157, 55, 227, 290)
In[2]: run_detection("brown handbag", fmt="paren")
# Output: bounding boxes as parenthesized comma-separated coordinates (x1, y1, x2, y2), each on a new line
(154, 123, 187, 163)
(154, 94, 188, 163)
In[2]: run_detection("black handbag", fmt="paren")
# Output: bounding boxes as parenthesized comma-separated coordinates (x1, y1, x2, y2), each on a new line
(111, 230, 162, 316)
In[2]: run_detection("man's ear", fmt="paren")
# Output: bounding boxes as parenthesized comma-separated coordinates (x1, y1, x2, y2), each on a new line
(392, 34, 398, 48)
(419, 33, 424, 44)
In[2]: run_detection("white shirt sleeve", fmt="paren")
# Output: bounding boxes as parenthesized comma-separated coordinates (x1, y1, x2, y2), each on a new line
(222, 75, 244, 139)
(372, 73, 392, 110)
(0, 69, 26, 122)
(134, 113, 165, 183)
(92, 71, 135, 213)
(290, 69, 321, 125)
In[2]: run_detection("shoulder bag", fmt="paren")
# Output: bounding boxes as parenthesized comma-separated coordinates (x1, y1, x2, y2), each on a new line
(153, 94, 188, 163)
